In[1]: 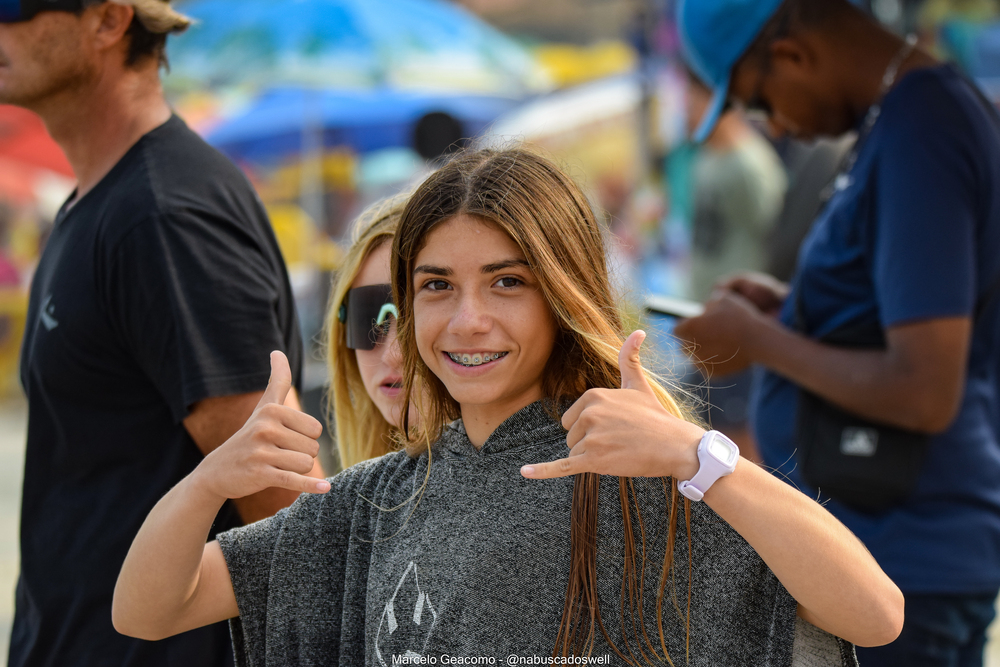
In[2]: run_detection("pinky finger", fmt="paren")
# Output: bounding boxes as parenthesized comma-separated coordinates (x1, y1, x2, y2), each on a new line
(521, 457, 582, 480)
(275, 469, 330, 494)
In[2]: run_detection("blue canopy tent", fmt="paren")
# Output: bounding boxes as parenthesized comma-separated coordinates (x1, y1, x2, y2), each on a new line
(206, 87, 519, 165)
(167, 0, 550, 95)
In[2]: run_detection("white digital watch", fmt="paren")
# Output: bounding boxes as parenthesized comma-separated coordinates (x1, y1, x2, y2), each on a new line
(678, 430, 740, 501)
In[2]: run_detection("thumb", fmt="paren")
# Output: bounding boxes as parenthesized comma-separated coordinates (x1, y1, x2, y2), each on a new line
(258, 350, 293, 408)
(619, 330, 653, 394)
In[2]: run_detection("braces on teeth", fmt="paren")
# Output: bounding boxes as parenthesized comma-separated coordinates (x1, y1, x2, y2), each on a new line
(449, 352, 507, 367)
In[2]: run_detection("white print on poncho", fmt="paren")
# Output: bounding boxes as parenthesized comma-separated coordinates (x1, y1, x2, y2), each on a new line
(376, 561, 439, 666)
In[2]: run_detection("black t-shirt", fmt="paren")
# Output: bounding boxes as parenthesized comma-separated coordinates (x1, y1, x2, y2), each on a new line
(10, 115, 302, 667)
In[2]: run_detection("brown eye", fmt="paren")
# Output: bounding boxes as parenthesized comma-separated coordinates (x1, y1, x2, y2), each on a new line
(495, 277, 521, 289)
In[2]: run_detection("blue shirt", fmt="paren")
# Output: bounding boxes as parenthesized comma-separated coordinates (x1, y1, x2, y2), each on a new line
(753, 65, 1000, 595)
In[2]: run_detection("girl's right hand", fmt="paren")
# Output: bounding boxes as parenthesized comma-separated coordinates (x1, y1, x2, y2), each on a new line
(192, 351, 331, 502)
(522, 331, 704, 482)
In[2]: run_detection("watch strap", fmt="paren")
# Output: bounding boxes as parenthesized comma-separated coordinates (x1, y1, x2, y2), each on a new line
(678, 431, 739, 502)
(677, 478, 707, 501)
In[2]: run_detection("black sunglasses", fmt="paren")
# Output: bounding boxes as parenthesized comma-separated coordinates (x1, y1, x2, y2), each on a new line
(338, 284, 398, 351)
(0, 0, 87, 23)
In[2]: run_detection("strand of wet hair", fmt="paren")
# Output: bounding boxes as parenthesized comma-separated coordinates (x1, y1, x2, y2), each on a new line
(656, 478, 680, 667)
(618, 478, 646, 665)
(629, 477, 668, 663)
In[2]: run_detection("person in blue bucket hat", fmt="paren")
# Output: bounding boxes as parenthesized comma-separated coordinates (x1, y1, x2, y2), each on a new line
(676, 1, 1000, 666)
(678, 0, 786, 144)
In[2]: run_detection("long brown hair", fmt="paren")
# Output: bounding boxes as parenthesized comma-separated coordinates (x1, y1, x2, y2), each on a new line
(392, 148, 695, 663)
(324, 195, 406, 470)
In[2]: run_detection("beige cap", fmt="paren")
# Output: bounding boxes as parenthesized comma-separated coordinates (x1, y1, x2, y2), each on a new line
(110, 0, 193, 34)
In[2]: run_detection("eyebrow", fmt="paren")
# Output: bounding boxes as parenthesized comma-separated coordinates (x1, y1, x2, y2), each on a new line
(480, 259, 530, 274)
(413, 265, 451, 277)
(412, 258, 530, 277)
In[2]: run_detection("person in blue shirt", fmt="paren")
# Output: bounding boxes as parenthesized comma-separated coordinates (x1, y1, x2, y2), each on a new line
(674, 1, 1000, 666)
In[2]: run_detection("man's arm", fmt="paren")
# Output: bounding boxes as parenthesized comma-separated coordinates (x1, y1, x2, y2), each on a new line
(749, 313, 970, 434)
(676, 289, 971, 434)
(184, 388, 326, 524)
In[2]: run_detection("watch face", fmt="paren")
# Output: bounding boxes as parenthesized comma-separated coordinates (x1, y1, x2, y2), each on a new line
(707, 435, 738, 466)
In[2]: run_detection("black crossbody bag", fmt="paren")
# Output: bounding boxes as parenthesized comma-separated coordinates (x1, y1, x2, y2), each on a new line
(795, 269, 1000, 513)
(794, 297, 927, 513)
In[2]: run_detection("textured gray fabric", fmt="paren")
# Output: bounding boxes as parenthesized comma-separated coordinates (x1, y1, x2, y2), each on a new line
(217, 401, 856, 666)
(792, 617, 852, 667)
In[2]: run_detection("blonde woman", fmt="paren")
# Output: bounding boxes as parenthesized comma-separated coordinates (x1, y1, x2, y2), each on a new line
(114, 148, 902, 666)
(325, 195, 408, 469)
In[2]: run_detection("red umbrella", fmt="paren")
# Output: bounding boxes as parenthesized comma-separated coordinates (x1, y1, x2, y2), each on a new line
(0, 106, 73, 206)
(0, 105, 72, 177)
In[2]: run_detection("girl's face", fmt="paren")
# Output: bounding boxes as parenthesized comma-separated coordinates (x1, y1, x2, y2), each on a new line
(352, 241, 407, 427)
(412, 215, 558, 427)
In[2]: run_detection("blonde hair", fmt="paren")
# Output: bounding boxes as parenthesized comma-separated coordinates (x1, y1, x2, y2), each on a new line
(393, 148, 696, 663)
(324, 195, 407, 470)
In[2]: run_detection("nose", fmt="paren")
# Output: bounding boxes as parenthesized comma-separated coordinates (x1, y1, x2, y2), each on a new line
(447, 291, 492, 338)
(382, 323, 403, 371)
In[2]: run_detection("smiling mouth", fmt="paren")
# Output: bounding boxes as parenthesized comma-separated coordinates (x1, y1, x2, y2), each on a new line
(447, 352, 508, 367)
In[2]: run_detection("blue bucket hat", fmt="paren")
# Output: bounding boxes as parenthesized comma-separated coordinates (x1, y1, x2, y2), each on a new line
(677, 0, 786, 142)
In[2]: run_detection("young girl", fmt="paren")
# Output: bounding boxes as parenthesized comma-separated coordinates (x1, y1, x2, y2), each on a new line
(325, 195, 408, 469)
(114, 148, 902, 666)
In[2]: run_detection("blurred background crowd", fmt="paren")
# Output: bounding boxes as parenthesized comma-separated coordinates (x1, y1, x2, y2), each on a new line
(4, 0, 1000, 402)
(2, 0, 1000, 661)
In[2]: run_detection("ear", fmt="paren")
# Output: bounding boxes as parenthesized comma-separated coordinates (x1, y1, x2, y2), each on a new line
(89, 1, 135, 54)
(768, 35, 819, 76)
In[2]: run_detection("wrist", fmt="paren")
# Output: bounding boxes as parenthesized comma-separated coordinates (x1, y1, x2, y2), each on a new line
(743, 312, 781, 366)
(668, 423, 705, 482)
(678, 430, 740, 501)
(185, 467, 229, 510)
(702, 456, 744, 500)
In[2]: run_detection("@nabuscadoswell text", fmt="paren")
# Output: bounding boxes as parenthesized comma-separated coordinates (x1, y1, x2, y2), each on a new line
(392, 655, 612, 665)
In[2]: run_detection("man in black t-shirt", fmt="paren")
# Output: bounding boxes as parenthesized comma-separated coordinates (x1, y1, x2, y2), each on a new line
(2, 2, 325, 666)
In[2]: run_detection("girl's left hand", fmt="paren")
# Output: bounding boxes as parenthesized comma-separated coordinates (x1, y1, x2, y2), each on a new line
(521, 331, 705, 481)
